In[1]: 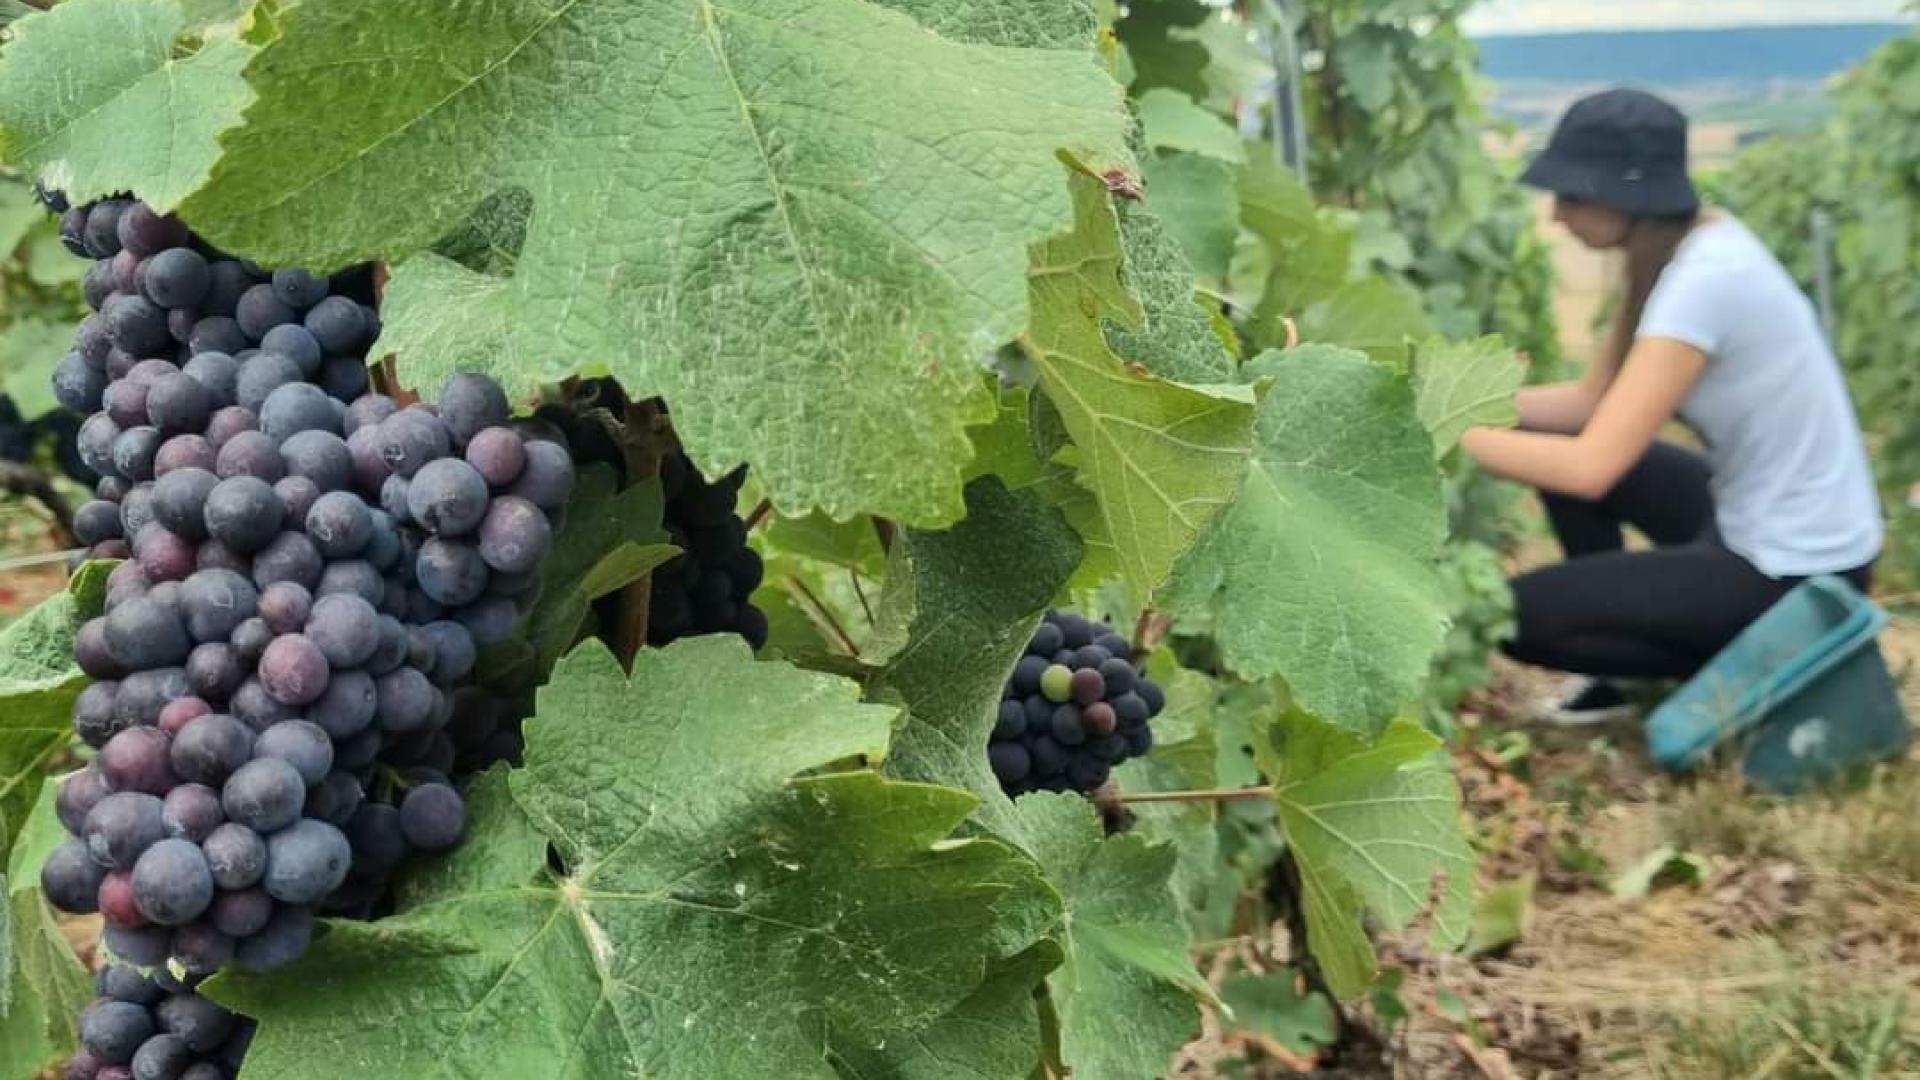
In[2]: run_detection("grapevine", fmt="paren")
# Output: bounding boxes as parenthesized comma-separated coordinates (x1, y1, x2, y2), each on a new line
(0, 2, 1513, 1077)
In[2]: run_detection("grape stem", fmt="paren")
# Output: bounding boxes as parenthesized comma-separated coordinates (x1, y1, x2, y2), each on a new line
(784, 574, 860, 657)
(0, 461, 73, 544)
(1116, 785, 1274, 804)
(847, 567, 874, 625)
(744, 498, 772, 532)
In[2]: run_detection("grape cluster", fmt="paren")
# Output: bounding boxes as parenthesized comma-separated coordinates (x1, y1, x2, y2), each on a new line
(40, 193, 381, 564)
(34, 193, 574, 974)
(65, 964, 253, 1080)
(990, 610, 1165, 795)
(647, 449, 767, 650)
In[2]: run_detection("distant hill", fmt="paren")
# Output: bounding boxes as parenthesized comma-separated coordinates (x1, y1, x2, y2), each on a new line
(1476, 23, 1908, 87)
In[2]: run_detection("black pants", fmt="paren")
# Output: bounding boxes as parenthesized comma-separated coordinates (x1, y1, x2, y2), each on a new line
(1504, 442, 1872, 679)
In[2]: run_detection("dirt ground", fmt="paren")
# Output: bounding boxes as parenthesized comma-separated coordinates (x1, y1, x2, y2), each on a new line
(1184, 614, 1920, 1080)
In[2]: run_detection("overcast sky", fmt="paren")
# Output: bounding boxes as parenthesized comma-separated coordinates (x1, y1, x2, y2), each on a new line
(1464, 0, 1912, 34)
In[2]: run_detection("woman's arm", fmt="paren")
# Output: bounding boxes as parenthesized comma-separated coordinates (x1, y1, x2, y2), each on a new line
(1462, 336, 1707, 500)
(1514, 379, 1603, 434)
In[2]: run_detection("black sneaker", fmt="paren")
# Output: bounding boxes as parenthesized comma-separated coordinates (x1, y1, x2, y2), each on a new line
(1544, 678, 1636, 726)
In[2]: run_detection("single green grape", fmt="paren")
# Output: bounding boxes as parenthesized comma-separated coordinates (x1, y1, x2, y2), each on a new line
(1040, 663, 1074, 703)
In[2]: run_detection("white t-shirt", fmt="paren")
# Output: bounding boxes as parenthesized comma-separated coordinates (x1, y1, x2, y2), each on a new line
(1636, 214, 1882, 578)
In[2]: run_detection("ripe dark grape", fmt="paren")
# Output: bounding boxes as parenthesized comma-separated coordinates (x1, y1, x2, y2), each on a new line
(180, 568, 258, 643)
(507, 437, 574, 511)
(303, 295, 367, 354)
(234, 285, 295, 341)
(476, 495, 550, 574)
(130, 838, 213, 925)
(260, 381, 340, 442)
(253, 720, 334, 786)
(82, 792, 167, 871)
(80, 999, 153, 1064)
(102, 923, 173, 967)
(280, 428, 351, 491)
(274, 474, 321, 525)
(220, 758, 306, 833)
(306, 490, 372, 557)
(99, 726, 179, 796)
(154, 434, 216, 476)
(41, 838, 107, 913)
(208, 887, 273, 937)
(465, 425, 525, 486)
(54, 353, 107, 412)
(270, 268, 329, 310)
(398, 782, 465, 851)
(250, 531, 322, 590)
(58, 766, 113, 834)
(262, 819, 352, 903)
(203, 475, 281, 552)
(437, 373, 509, 446)
(259, 633, 329, 705)
(149, 469, 214, 540)
(316, 558, 384, 605)
(260, 324, 321, 374)
(202, 404, 254, 448)
(111, 425, 161, 481)
(103, 595, 190, 670)
(374, 666, 437, 733)
(234, 351, 303, 413)
(233, 904, 313, 972)
(415, 537, 486, 606)
(143, 248, 210, 308)
(75, 617, 125, 679)
(201, 824, 266, 891)
(406, 457, 488, 534)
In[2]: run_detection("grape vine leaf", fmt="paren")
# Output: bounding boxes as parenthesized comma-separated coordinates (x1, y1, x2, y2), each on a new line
(179, 0, 1131, 528)
(829, 942, 1061, 1080)
(210, 636, 1058, 1079)
(1237, 153, 1351, 327)
(521, 465, 676, 682)
(1218, 969, 1339, 1054)
(1, 784, 90, 1078)
(0, 562, 110, 869)
(1112, 659, 1232, 938)
(870, 0, 1097, 48)
(1139, 151, 1239, 281)
(1024, 168, 1254, 596)
(1410, 334, 1523, 457)
(1136, 88, 1246, 164)
(1162, 347, 1447, 731)
(0, 176, 39, 255)
(1018, 793, 1210, 1080)
(870, 477, 1081, 847)
(1258, 711, 1474, 1000)
(0, 317, 72, 421)
(0, 0, 253, 209)
(1108, 197, 1238, 383)
(1296, 278, 1431, 366)
(1112, 0, 1212, 99)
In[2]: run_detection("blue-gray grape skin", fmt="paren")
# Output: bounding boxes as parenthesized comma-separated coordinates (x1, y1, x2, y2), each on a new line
(303, 296, 367, 354)
(233, 904, 313, 973)
(234, 284, 296, 341)
(262, 819, 352, 904)
(415, 537, 488, 606)
(179, 569, 258, 644)
(40, 837, 106, 913)
(209, 886, 273, 937)
(279, 429, 353, 492)
(201, 824, 267, 891)
(202, 475, 282, 553)
(406, 457, 489, 535)
(305, 490, 372, 558)
(80, 999, 154, 1064)
(103, 595, 191, 670)
(130, 838, 214, 926)
(259, 382, 341, 442)
(252, 720, 334, 787)
(150, 468, 216, 541)
(160, 784, 225, 844)
(476, 495, 550, 574)
(214, 429, 283, 483)
(84, 791, 167, 864)
(377, 407, 450, 479)
(219, 758, 306, 834)
(258, 633, 329, 706)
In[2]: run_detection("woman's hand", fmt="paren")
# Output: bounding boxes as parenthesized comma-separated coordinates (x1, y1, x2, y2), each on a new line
(1463, 336, 1708, 500)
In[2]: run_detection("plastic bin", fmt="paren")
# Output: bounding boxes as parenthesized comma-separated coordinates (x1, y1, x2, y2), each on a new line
(1646, 575, 1912, 793)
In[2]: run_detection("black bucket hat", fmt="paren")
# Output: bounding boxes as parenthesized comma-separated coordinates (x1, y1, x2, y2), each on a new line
(1521, 88, 1700, 217)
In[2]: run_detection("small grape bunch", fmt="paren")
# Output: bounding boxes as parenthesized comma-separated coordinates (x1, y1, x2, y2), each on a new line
(988, 610, 1165, 796)
(64, 964, 254, 1080)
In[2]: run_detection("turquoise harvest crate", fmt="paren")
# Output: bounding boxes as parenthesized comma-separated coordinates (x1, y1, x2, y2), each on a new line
(1646, 575, 1911, 793)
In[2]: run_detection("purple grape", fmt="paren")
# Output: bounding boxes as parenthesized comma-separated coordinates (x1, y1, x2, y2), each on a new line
(399, 782, 466, 851)
(142, 248, 209, 308)
(280, 429, 352, 491)
(258, 580, 312, 634)
(201, 824, 267, 891)
(415, 538, 486, 607)
(306, 592, 379, 668)
(184, 642, 244, 705)
(436, 372, 509, 446)
(203, 474, 282, 552)
(303, 295, 368, 353)
(103, 595, 190, 669)
(153, 434, 216, 476)
(262, 818, 351, 903)
(259, 633, 329, 706)
(476, 495, 550, 574)
(220, 758, 306, 833)
(306, 490, 372, 558)
(250, 531, 323, 591)
(234, 351, 303, 413)
(506, 438, 573, 511)
(233, 904, 312, 972)
(252, 720, 334, 786)
(214, 430, 284, 483)
(235, 284, 295, 340)
(169, 713, 254, 786)
(57, 765, 113, 834)
(377, 407, 449, 479)
(179, 568, 258, 643)
(83, 792, 167, 869)
(41, 838, 106, 913)
(203, 404, 256, 448)
(464, 426, 526, 487)
(160, 784, 224, 843)
(98, 726, 179, 796)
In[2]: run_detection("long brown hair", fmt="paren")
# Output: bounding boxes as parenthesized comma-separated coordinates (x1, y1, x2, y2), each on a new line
(1605, 213, 1701, 368)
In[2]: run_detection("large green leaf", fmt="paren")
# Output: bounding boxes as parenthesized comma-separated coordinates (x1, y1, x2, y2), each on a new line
(1163, 347, 1446, 730)
(1260, 712, 1473, 1000)
(1112, 0, 1211, 100)
(870, 478, 1081, 846)
(0, 317, 73, 421)
(1, 784, 90, 1077)
(1024, 169, 1253, 596)
(1139, 151, 1239, 282)
(209, 636, 1057, 1079)
(0, 562, 110, 870)
(1019, 793, 1208, 1080)
(520, 465, 675, 682)
(1108, 193, 1237, 382)
(1411, 334, 1523, 457)
(829, 943, 1059, 1080)
(1136, 88, 1245, 163)
(0, 0, 253, 208)
(1296, 278, 1431, 366)
(1237, 153, 1350, 326)
(180, 0, 1131, 528)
